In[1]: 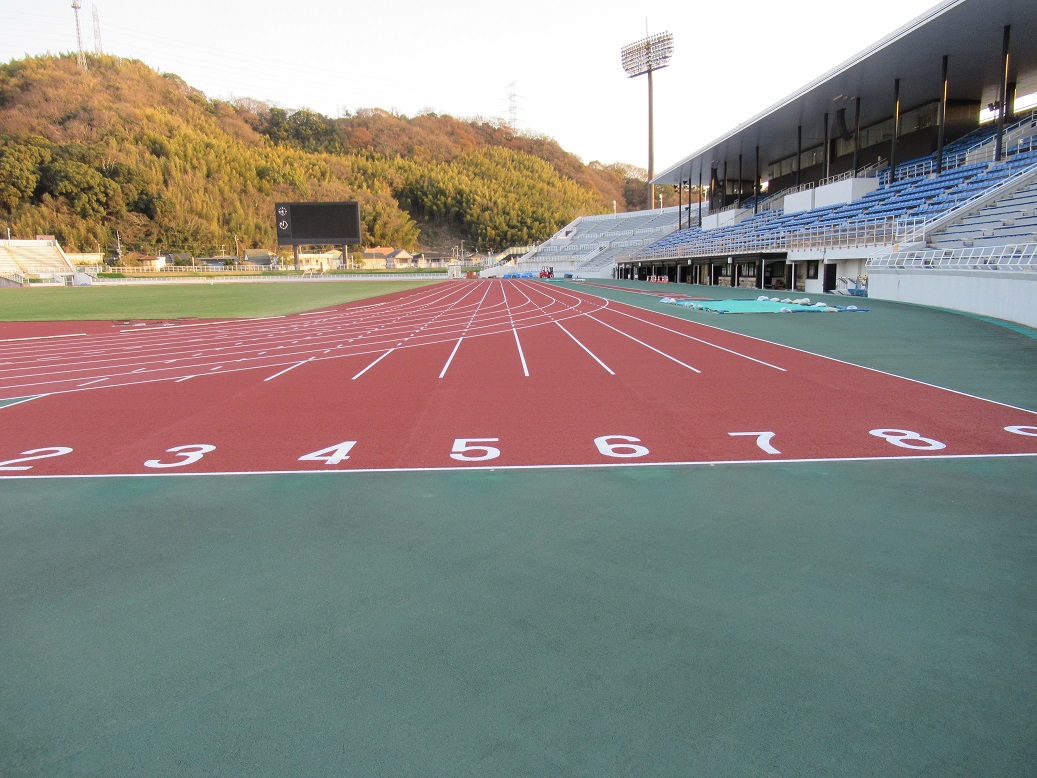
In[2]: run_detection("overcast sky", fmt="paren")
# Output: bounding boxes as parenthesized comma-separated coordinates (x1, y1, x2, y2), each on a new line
(1, 0, 940, 170)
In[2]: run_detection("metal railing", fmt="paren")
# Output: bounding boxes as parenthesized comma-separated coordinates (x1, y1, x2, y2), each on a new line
(787, 217, 925, 251)
(867, 242, 1037, 271)
(634, 212, 924, 260)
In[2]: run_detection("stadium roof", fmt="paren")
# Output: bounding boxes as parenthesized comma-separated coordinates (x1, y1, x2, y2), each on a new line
(653, 0, 1037, 186)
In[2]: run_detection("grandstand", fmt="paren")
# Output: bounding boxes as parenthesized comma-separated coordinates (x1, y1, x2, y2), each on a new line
(611, 0, 1037, 327)
(0, 239, 77, 284)
(481, 208, 681, 279)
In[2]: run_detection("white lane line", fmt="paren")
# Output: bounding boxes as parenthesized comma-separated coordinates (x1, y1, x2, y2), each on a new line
(439, 338, 464, 378)
(0, 333, 87, 343)
(554, 321, 614, 375)
(264, 358, 314, 382)
(117, 315, 287, 333)
(0, 394, 47, 408)
(77, 377, 110, 387)
(501, 279, 530, 378)
(604, 308, 786, 371)
(588, 315, 701, 373)
(513, 328, 530, 377)
(352, 349, 394, 380)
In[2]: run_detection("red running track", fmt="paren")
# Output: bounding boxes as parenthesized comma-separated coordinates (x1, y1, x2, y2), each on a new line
(1, 279, 1036, 477)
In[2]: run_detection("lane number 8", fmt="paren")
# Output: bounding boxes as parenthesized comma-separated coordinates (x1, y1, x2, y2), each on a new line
(868, 429, 946, 451)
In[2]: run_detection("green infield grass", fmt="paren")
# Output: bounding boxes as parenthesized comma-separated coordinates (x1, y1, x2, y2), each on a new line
(0, 280, 443, 321)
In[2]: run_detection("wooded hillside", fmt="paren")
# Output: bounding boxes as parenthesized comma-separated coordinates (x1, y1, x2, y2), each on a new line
(0, 54, 656, 256)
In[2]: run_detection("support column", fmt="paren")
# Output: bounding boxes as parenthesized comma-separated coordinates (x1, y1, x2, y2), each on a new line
(890, 78, 901, 179)
(995, 25, 1010, 162)
(647, 65, 656, 207)
(698, 169, 703, 225)
(853, 96, 862, 175)
(722, 161, 728, 208)
(937, 55, 948, 173)
(796, 125, 803, 186)
(823, 112, 830, 179)
(754, 145, 760, 215)
(738, 154, 744, 206)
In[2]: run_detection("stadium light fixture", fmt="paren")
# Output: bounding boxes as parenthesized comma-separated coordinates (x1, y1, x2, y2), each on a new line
(621, 31, 674, 208)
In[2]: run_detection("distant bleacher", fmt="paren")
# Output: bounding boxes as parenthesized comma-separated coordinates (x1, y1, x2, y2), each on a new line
(501, 208, 682, 278)
(0, 239, 77, 280)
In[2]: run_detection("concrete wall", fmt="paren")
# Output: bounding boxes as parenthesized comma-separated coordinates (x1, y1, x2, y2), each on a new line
(868, 269, 1037, 329)
(814, 177, 880, 208)
(784, 190, 814, 214)
(702, 208, 752, 231)
(783, 177, 879, 215)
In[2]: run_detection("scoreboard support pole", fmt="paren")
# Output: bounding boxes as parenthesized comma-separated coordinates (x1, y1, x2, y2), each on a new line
(293, 245, 300, 271)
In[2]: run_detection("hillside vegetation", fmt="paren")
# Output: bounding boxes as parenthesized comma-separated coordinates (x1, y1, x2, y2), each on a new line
(0, 54, 655, 256)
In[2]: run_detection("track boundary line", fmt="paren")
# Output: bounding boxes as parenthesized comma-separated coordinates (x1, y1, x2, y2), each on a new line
(116, 315, 287, 333)
(0, 394, 46, 409)
(4, 451, 1035, 480)
(0, 333, 87, 343)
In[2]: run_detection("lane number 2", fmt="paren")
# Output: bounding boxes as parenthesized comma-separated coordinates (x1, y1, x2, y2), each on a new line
(0, 447, 74, 471)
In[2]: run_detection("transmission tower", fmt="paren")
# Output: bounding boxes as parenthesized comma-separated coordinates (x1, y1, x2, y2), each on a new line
(506, 82, 524, 129)
(71, 1, 87, 70)
(92, 4, 103, 55)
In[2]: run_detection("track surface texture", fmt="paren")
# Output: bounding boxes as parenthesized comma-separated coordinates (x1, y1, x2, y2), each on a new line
(2, 279, 1035, 476)
(2, 279, 1036, 777)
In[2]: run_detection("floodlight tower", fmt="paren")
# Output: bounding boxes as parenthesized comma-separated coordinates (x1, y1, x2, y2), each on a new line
(621, 31, 673, 208)
(71, 0, 87, 70)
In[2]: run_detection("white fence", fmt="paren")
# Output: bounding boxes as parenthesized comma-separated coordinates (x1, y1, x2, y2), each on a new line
(867, 243, 1037, 272)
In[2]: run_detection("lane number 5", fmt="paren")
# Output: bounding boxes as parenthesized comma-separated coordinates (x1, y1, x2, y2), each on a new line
(450, 438, 501, 462)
